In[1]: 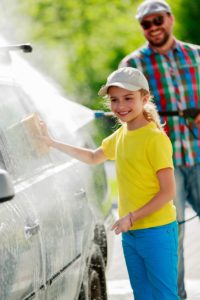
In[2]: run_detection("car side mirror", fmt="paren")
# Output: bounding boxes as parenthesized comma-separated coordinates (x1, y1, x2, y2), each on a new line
(0, 169, 15, 202)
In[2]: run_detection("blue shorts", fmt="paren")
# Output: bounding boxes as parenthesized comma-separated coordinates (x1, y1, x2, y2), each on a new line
(122, 221, 180, 300)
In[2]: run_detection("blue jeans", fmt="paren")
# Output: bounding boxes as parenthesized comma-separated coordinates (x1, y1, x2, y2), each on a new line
(174, 165, 200, 299)
(122, 222, 179, 300)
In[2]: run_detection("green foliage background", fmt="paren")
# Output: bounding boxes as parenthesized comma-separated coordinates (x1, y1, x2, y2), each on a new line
(0, 0, 199, 141)
(0, 0, 184, 105)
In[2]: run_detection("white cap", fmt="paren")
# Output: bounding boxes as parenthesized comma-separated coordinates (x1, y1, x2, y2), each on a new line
(98, 67, 149, 96)
(136, 0, 172, 21)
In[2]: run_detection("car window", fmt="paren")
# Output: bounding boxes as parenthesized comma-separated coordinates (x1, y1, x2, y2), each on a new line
(0, 83, 52, 181)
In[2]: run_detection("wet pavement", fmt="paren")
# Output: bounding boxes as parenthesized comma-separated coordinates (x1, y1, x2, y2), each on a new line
(105, 162, 200, 300)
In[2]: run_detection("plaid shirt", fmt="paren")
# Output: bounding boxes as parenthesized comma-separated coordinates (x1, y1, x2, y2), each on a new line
(120, 40, 200, 167)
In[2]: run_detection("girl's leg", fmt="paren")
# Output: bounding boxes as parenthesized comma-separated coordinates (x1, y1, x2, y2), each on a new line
(140, 222, 180, 300)
(122, 232, 153, 300)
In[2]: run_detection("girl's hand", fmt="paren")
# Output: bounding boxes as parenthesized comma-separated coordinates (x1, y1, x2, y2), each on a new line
(39, 121, 53, 147)
(111, 213, 133, 235)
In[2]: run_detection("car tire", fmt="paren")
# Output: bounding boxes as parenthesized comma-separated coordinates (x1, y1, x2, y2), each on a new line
(94, 224, 108, 267)
(78, 243, 107, 300)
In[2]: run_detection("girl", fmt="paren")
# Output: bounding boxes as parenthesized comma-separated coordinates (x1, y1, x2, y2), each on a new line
(40, 67, 179, 300)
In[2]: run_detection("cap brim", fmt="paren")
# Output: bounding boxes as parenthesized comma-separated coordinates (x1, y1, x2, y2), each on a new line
(98, 82, 143, 96)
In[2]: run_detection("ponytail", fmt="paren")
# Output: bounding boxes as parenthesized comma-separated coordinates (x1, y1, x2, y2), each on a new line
(141, 89, 164, 131)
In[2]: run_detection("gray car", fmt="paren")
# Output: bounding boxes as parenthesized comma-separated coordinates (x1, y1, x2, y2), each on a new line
(0, 43, 114, 300)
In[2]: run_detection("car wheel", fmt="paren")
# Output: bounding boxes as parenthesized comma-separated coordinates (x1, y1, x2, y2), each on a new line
(78, 244, 107, 300)
(94, 224, 108, 267)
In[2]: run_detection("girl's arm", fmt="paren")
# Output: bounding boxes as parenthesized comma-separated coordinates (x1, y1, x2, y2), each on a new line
(112, 168, 176, 234)
(39, 121, 107, 165)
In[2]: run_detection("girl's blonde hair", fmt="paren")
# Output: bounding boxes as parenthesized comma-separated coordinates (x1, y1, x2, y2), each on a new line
(141, 89, 164, 131)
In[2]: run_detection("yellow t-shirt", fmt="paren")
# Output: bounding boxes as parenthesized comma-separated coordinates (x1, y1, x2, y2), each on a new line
(101, 122, 176, 229)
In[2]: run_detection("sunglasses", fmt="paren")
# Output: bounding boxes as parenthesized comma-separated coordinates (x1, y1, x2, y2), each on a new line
(140, 15, 164, 30)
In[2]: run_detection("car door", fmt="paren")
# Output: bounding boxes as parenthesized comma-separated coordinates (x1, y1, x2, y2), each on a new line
(0, 79, 97, 300)
(0, 83, 46, 299)
(29, 108, 95, 300)
(0, 80, 75, 299)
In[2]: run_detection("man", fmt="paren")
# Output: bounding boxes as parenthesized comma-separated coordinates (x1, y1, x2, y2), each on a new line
(119, 1, 200, 299)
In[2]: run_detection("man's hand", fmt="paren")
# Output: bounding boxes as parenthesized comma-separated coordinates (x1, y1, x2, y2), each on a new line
(194, 113, 200, 128)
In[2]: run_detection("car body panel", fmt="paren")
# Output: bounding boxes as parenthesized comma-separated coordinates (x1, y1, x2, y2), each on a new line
(0, 39, 114, 300)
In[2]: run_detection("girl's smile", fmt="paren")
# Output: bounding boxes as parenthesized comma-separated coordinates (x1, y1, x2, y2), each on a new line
(108, 86, 149, 130)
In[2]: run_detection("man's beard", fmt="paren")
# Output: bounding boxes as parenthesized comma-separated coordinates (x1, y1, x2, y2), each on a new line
(148, 31, 170, 48)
